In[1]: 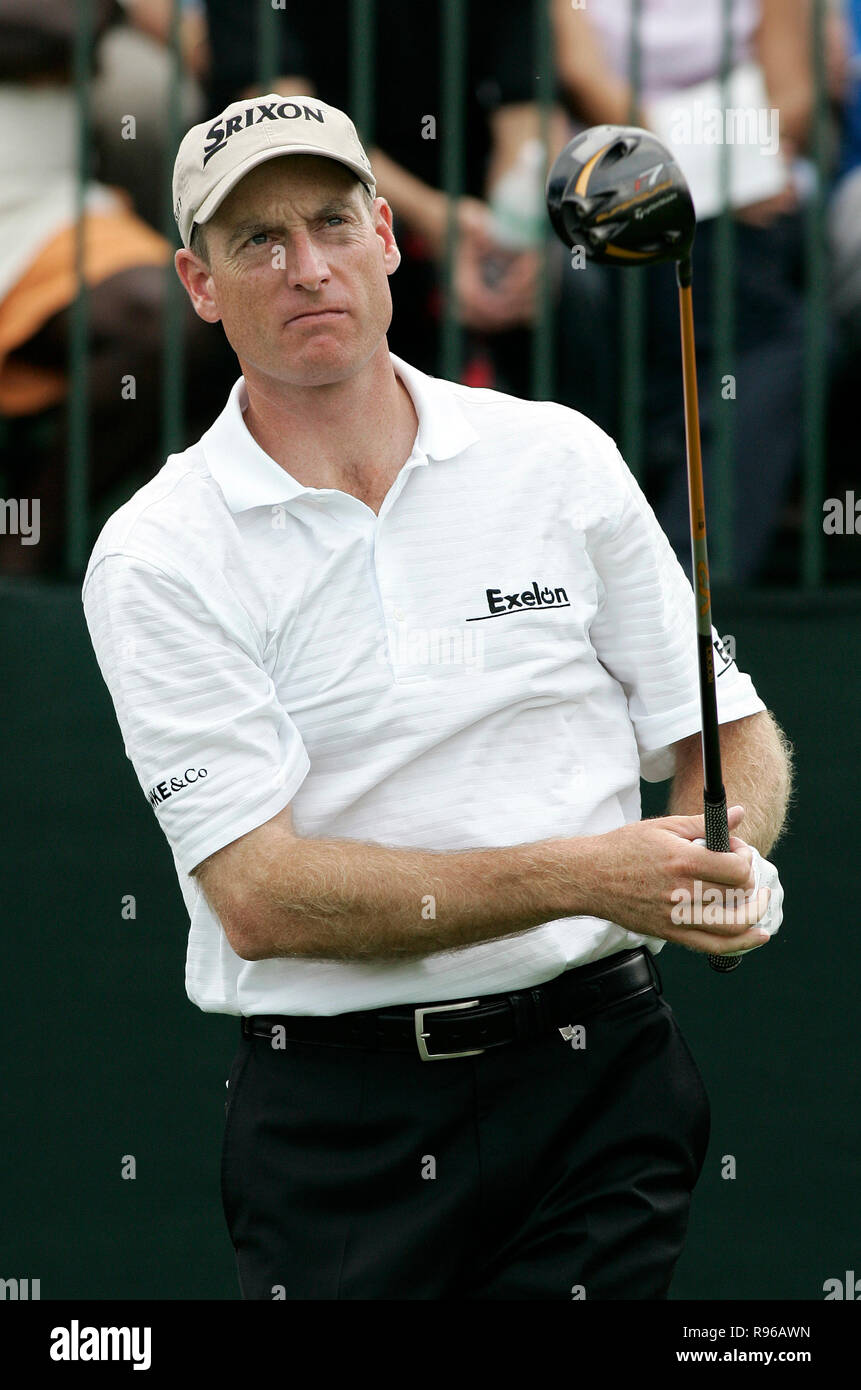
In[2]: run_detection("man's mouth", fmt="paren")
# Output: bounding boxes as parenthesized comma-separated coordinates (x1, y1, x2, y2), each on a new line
(287, 309, 346, 324)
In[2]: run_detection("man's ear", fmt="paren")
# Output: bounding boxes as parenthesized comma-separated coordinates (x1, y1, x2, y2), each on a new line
(372, 198, 401, 275)
(174, 248, 222, 323)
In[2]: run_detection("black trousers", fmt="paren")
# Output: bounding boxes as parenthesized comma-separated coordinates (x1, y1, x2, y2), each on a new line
(220, 969, 710, 1300)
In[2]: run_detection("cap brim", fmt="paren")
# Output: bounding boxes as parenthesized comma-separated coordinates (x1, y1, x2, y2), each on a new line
(190, 146, 376, 242)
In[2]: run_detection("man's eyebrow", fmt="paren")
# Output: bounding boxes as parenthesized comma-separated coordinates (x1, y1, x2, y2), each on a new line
(313, 198, 355, 219)
(224, 200, 358, 249)
(225, 220, 267, 250)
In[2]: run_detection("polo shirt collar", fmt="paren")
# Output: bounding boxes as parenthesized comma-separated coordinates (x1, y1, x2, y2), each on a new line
(389, 352, 479, 462)
(200, 352, 479, 514)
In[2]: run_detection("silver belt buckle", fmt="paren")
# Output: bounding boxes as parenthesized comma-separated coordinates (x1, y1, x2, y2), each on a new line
(414, 999, 486, 1061)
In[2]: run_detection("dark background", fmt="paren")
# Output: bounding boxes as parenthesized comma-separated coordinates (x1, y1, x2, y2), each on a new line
(2, 580, 858, 1299)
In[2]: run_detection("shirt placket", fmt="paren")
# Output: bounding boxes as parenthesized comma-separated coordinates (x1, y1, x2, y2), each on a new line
(374, 449, 432, 685)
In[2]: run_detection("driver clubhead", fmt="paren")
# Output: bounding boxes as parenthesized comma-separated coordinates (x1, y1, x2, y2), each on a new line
(546, 125, 696, 267)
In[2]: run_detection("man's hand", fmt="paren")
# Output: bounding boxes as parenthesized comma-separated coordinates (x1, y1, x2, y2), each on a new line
(690, 837, 784, 955)
(734, 178, 800, 228)
(579, 804, 775, 957)
(356, 146, 541, 332)
(425, 196, 540, 332)
(477, 245, 541, 329)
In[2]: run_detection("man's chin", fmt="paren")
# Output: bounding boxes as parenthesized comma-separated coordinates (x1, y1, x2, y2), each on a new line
(279, 335, 386, 388)
(288, 356, 362, 387)
(240, 333, 386, 390)
(268, 355, 363, 389)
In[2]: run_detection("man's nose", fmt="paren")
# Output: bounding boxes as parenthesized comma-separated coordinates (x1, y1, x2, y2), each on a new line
(283, 233, 330, 290)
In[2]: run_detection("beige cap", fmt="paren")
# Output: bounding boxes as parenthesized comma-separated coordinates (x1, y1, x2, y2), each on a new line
(172, 93, 376, 248)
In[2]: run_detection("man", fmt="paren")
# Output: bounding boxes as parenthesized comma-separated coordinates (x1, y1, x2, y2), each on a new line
(82, 94, 792, 1301)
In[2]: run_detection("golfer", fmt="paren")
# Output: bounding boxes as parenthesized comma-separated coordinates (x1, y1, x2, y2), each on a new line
(82, 94, 791, 1300)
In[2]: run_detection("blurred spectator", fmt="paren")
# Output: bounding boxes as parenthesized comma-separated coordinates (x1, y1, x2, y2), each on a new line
(822, 0, 861, 573)
(91, 0, 209, 231)
(828, 0, 861, 357)
(201, 0, 575, 395)
(553, 0, 814, 584)
(0, 0, 231, 574)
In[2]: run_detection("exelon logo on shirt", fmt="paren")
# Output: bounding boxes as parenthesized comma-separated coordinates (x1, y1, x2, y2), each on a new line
(466, 582, 570, 621)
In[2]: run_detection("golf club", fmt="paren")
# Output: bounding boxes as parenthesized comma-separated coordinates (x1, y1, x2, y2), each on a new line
(546, 124, 743, 973)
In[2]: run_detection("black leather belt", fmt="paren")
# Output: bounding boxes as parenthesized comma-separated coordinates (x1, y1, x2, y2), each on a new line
(240, 946, 662, 1061)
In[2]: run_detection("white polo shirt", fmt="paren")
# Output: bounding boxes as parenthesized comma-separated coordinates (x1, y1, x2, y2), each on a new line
(82, 351, 766, 1017)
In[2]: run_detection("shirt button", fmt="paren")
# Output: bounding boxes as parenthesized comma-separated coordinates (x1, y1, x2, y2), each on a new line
(392, 606, 406, 622)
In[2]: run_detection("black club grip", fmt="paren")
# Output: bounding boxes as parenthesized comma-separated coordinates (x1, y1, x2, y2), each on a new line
(704, 795, 731, 853)
(704, 794, 742, 973)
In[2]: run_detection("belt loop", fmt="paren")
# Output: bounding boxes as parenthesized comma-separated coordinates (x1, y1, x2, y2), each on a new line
(529, 987, 549, 1032)
(645, 950, 664, 996)
(507, 990, 536, 1040)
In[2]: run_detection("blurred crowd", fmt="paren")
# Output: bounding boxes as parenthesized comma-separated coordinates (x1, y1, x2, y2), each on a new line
(0, 0, 857, 582)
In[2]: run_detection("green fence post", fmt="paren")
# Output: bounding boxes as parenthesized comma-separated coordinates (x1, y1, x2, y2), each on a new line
(350, 0, 376, 146)
(160, 0, 186, 464)
(710, 0, 737, 585)
(802, 0, 829, 589)
(66, 0, 93, 576)
(256, 0, 279, 93)
(531, 0, 555, 402)
(620, 0, 644, 479)
(440, 0, 466, 382)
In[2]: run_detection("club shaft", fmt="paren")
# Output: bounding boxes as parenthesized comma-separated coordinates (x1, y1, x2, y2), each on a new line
(676, 257, 740, 972)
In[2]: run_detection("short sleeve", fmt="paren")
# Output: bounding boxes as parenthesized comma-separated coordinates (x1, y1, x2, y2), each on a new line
(585, 437, 767, 783)
(82, 554, 310, 874)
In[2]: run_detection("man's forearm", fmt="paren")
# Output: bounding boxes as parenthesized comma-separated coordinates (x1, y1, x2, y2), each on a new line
(668, 711, 794, 855)
(367, 148, 449, 252)
(206, 824, 593, 964)
(552, 0, 646, 129)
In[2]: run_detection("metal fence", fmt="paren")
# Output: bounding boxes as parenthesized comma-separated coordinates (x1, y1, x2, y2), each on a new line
(58, 0, 833, 585)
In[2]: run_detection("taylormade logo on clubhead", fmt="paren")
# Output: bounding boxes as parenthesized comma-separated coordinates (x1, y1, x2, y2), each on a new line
(633, 193, 677, 220)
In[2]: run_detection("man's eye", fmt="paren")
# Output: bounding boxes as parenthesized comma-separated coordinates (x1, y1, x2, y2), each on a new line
(325, 216, 345, 227)
(248, 232, 268, 246)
